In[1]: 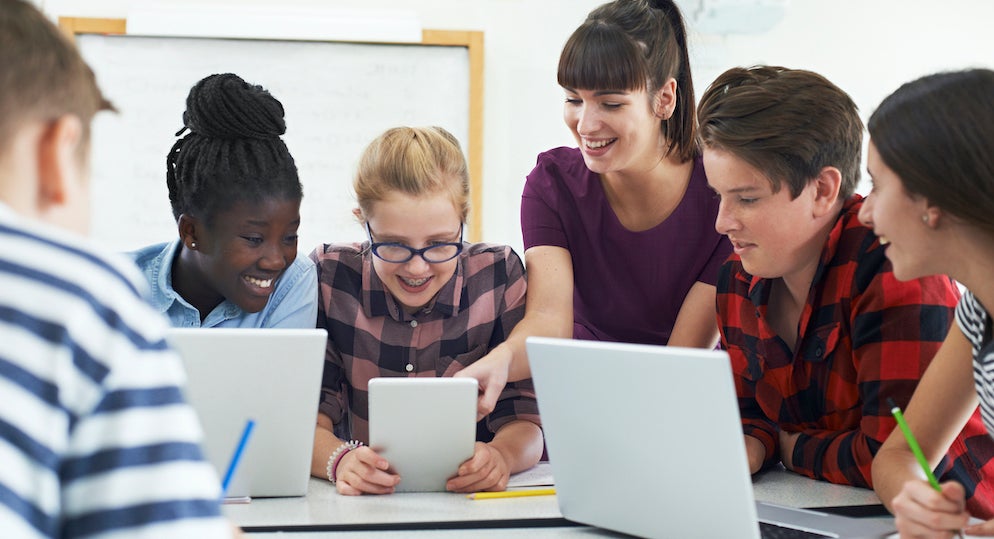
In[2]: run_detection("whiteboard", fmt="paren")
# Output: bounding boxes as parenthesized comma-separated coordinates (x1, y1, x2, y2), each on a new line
(76, 32, 472, 254)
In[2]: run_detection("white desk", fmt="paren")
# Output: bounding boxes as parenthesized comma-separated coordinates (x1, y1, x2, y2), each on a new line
(228, 467, 887, 537)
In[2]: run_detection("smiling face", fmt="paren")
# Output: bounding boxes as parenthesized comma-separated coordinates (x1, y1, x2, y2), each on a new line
(562, 86, 668, 177)
(857, 141, 934, 281)
(365, 190, 462, 314)
(179, 197, 300, 315)
(705, 147, 829, 283)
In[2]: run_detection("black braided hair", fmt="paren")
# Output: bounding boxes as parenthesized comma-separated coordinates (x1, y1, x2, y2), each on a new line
(166, 73, 301, 224)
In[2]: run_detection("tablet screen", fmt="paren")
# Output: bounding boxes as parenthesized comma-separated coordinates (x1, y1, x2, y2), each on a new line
(368, 377, 478, 492)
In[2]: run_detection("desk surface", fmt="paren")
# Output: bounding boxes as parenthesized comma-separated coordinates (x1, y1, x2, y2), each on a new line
(228, 466, 884, 537)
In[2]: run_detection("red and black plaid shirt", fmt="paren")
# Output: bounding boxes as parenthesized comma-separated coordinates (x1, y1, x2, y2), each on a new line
(718, 196, 994, 517)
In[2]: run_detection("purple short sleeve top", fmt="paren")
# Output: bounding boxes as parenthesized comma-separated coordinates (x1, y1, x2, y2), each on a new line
(521, 146, 731, 344)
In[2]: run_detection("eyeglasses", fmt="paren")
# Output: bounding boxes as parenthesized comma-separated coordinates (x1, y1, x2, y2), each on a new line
(365, 222, 464, 263)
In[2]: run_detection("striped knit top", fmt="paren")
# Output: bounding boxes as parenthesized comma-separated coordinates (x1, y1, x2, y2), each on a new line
(0, 204, 230, 538)
(956, 289, 994, 436)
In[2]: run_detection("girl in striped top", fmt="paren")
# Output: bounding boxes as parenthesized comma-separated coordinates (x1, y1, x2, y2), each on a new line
(863, 69, 994, 537)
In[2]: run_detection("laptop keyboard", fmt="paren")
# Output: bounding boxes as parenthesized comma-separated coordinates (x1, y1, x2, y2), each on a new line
(759, 521, 833, 539)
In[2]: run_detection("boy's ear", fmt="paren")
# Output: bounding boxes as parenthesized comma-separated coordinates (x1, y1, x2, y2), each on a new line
(37, 115, 84, 211)
(177, 213, 200, 250)
(811, 166, 843, 217)
(653, 77, 678, 120)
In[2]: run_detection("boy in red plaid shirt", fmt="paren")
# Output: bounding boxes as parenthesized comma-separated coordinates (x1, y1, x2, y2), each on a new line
(697, 66, 994, 517)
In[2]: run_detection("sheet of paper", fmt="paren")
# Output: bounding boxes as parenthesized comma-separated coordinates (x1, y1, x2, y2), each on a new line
(506, 462, 554, 488)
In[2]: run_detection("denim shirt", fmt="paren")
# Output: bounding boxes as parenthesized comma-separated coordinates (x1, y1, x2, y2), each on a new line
(129, 239, 318, 328)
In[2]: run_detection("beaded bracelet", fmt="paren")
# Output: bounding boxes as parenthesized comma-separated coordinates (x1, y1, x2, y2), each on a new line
(326, 440, 364, 484)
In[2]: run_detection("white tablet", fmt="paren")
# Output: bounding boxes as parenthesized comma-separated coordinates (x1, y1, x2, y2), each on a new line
(367, 377, 478, 492)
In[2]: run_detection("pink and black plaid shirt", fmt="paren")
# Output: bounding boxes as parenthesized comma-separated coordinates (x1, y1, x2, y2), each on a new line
(310, 241, 539, 444)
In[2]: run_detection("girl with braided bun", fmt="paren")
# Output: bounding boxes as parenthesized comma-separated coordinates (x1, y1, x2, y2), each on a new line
(130, 73, 317, 328)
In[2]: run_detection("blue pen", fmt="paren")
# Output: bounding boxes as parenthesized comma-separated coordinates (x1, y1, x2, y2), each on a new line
(221, 418, 255, 498)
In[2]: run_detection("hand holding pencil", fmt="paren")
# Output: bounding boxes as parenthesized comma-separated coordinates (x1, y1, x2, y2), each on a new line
(888, 399, 965, 539)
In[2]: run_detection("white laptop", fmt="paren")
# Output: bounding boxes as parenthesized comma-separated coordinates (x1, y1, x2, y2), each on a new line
(167, 328, 327, 498)
(526, 337, 896, 539)
(368, 377, 477, 492)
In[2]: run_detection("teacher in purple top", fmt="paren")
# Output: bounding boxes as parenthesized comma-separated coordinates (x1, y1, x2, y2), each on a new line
(457, 0, 731, 417)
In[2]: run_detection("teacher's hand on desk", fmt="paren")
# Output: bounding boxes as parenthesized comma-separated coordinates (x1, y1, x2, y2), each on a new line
(892, 479, 972, 538)
(445, 442, 511, 493)
(335, 446, 401, 496)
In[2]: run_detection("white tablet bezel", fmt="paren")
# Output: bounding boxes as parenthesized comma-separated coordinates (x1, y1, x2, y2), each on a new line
(367, 377, 478, 492)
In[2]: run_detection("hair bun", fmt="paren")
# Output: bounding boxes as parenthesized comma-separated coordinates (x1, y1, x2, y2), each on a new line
(182, 73, 286, 140)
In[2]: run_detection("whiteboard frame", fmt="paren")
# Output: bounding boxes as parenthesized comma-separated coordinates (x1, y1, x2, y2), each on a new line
(58, 17, 486, 242)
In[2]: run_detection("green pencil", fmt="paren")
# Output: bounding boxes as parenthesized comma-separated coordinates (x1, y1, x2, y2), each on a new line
(887, 397, 940, 489)
(888, 398, 964, 539)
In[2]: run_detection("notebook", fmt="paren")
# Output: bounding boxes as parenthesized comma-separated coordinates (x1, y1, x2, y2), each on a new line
(526, 337, 896, 539)
(167, 328, 327, 498)
(368, 377, 477, 492)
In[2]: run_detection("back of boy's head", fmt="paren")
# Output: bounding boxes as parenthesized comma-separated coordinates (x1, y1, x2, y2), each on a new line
(166, 73, 301, 224)
(354, 126, 469, 223)
(557, 0, 697, 162)
(870, 69, 994, 236)
(0, 0, 112, 157)
(698, 66, 863, 200)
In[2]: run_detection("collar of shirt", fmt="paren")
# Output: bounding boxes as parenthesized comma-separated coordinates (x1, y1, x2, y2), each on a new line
(737, 196, 864, 365)
(147, 239, 243, 325)
(359, 245, 465, 323)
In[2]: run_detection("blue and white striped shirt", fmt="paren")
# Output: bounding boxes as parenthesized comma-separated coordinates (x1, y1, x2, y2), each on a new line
(0, 204, 230, 538)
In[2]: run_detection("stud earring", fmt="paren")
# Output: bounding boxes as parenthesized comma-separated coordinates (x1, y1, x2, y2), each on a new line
(190, 241, 197, 249)
(921, 214, 929, 224)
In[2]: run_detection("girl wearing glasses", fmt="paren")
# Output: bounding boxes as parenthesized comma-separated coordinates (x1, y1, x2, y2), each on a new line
(308, 126, 543, 496)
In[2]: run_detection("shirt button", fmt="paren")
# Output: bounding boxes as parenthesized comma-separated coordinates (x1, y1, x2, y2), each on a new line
(406, 364, 414, 372)
(410, 320, 418, 328)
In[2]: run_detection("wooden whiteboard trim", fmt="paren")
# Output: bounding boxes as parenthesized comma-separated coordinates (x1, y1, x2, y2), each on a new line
(126, 6, 422, 43)
(58, 17, 486, 242)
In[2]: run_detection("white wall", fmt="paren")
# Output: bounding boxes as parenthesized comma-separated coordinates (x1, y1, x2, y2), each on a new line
(43, 0, 994, 255)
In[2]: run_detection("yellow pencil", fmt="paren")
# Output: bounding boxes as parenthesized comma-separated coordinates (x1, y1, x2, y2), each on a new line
(467, 488, 556, 500)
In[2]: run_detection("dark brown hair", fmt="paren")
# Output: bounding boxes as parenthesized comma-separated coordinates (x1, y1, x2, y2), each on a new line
(166, 73, 301, 224)
(558, 0, 697, 162)
(698, 66, 863, 199)
(869, 69, 994, 236)
(0, 0, 113, 153)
